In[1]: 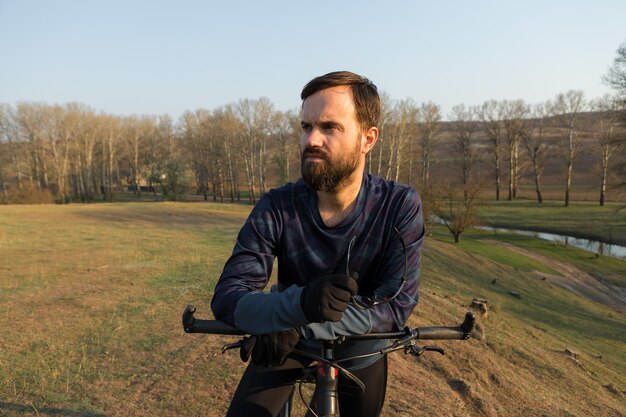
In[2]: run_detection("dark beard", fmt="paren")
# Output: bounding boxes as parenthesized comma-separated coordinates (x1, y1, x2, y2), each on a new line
(301, 141, 361, 192)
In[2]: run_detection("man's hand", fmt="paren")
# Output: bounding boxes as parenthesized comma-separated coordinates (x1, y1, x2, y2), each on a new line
(239, 329, 300, 367)
(300, 274, 358, 323)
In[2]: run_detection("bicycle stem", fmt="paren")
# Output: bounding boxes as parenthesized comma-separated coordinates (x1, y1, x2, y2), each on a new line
(316, 342, 339, 417)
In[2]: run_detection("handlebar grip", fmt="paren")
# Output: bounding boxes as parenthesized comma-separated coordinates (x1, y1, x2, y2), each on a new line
(343, 312, 477, 342)
(185, 319, 246, 335)
(416, 326, 468, 340)
(182, 304, 246, 335)
(417, 312, 476, 340)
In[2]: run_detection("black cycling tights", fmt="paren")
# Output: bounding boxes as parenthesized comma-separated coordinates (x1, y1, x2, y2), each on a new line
(225, 355, 388, 417)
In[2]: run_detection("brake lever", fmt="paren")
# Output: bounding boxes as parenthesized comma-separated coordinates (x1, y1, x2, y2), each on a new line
(221, 341, 244, 354)
(406, 345, 445, 357)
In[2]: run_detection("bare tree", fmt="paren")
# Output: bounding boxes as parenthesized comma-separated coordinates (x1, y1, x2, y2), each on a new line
(142, 115, 175, 195)
(0, 151, 7, 200)
(236, 99, 261, 203)
(0, 104, 22, 197)
(449, 104, 478, 192)
(480, 100, 505, 200)
(201, 110, 227, 202)
(124, 115, 155, 197)
(523, 101, 553, 203)
(218, 105, 243, 202)
(401, 101, 419, 184)
(0, 104, 23, 194)
(603, 39, 626, 103)
(287, 109, 303, 182)
(552, 90, 586, 206)
(501, 99, 529, 200)
(591, 95, 625, 205)
(372, 92, 393, 177)
(180, 106, 243, 202)
(384, 99, 417, 182)
(152, 115, 187, 202)
(0, 106, 11, 200)
(272, 109, 299, 186)
(99, 113, 122, 201)
(0, 133, 6, 198)
(16, 102, 51, 191)
(48, 104, 81, 202)
(256, 98, 275, 195)
(179, 110, 209, 200)
(433, 182, 482, 243)
(417, 101, 442, 189)
(74, 106, 101, 201)
(235, 97, 276, 202)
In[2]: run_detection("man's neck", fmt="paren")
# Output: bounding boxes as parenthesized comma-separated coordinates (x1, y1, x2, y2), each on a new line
(317, 170, 364, 227)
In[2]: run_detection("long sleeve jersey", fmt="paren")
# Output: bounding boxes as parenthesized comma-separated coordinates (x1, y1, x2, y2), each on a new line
(211, 173, 425, 369)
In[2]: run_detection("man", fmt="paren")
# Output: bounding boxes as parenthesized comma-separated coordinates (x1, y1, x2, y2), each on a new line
(211, 71, 425, 417)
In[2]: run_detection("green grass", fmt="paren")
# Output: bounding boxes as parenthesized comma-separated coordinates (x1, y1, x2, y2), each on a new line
(425, 224, 626, 359)
(476, 199, 626, 246)
(428, 226, 560, 275)
(471, 231, 626, 287)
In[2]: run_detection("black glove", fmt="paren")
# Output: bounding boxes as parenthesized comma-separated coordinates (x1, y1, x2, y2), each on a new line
(239, 328, 300, 367)
(300, 274, 358, 323)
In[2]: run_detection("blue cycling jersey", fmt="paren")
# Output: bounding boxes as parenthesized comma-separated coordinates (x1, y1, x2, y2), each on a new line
(211, 173, 425, 369)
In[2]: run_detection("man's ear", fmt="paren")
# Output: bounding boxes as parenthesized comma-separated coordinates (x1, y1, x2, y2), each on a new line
(362, 126, 379, 154)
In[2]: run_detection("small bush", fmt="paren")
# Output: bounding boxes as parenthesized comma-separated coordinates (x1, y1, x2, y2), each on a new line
(160, 158, 189, 201)
(5, 185, 55, 204)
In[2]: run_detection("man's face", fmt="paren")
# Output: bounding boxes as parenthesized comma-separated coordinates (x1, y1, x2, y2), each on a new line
(300, 86, 364, 192)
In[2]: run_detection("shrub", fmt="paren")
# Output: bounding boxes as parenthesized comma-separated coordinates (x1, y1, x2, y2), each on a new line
(5, 185, 55, 204)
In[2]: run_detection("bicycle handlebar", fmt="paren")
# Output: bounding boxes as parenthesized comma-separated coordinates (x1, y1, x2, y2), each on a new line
(182, 304, 479, 415)
(182, 304, 479, 341)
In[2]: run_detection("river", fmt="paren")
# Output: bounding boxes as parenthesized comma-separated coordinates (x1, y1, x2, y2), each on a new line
(476, 226, 626, 260)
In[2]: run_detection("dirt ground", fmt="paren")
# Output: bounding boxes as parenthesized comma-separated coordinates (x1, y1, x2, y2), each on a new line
(485, 240, 626, 313)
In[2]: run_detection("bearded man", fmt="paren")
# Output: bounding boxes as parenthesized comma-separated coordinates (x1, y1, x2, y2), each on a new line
(211, 71, 425, 417)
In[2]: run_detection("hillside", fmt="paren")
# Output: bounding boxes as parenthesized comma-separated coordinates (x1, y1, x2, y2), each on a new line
(0, 202, 624, 416)
(397, 229, 625, 416)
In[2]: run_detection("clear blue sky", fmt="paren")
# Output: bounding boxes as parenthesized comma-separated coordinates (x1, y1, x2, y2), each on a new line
(1, 0, 624, 120)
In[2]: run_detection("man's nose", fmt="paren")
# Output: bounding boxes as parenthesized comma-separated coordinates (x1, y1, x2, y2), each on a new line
(302, 128, 324, 148)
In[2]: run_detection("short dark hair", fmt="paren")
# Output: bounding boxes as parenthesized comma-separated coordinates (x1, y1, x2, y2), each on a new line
(301, 71, 380, 132)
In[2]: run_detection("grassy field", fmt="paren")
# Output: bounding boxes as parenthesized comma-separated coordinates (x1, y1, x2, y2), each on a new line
(0, 202, 625, 417)
(475, 199, 626, 246)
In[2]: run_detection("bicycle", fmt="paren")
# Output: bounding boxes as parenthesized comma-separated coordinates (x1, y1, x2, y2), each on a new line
(182, 304, 481, 417)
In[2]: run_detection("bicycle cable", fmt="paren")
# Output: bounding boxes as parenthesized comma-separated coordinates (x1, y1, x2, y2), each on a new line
(348, 227, 408, 310)
(291, 348, 366, 393)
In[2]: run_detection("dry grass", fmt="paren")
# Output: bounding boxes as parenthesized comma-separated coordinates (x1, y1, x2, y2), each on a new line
(0, 202, 624, 417)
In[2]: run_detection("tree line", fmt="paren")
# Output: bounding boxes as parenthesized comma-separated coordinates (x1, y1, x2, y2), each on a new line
(0, 90, 624, 206)
(2, 39, 626, 207)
